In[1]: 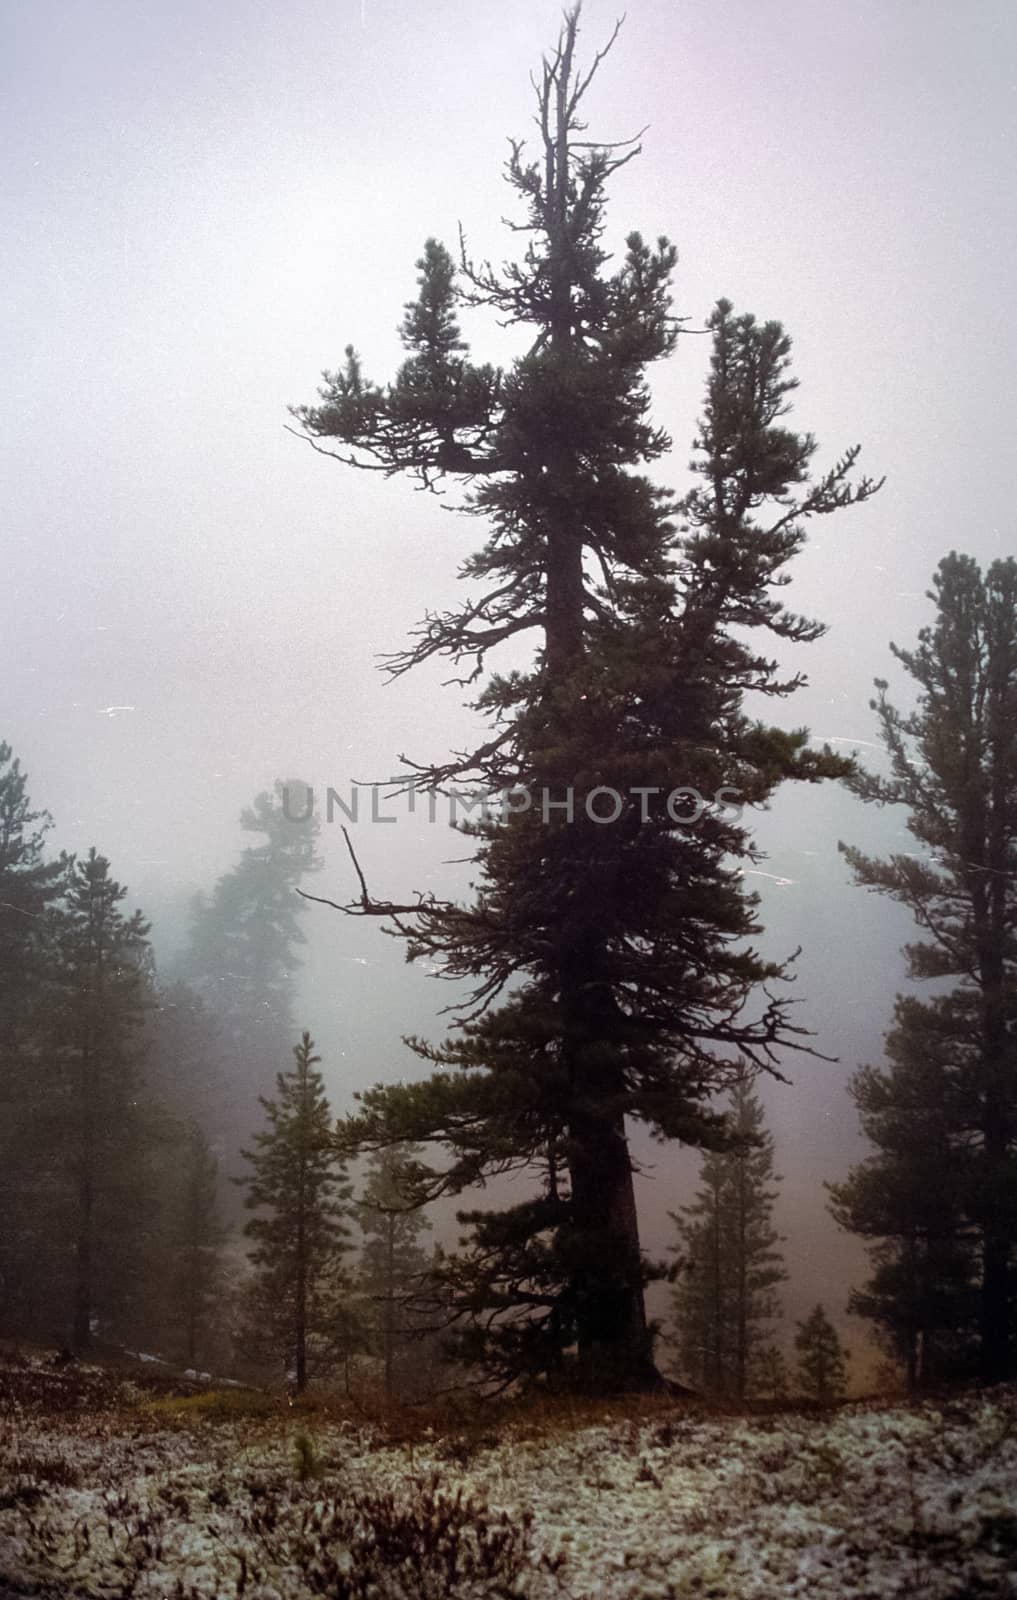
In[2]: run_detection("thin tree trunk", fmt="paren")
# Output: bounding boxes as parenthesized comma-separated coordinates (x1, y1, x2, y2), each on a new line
(295, 1104, 308, 1394)
(711, 1177, 722, 1393)
(73, 1043, 95, 1354)
(383, 1215, 395, 1399)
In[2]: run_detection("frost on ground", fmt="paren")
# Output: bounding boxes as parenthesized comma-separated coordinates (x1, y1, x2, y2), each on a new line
(1, 1354, 1016, 1599)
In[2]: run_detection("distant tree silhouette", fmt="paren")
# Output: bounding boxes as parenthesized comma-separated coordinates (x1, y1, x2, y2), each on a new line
(175, 780, 321, 1199)
(795, 1303, 848, 1402)
(670, 1073, 786, 1397)
(753, 1343, 790, 1400)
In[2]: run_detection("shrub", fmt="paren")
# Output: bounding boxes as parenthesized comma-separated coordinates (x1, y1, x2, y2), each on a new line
(238, 1470, 566, 1598)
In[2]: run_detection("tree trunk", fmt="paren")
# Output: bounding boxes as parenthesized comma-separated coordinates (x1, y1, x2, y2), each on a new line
(73, 1174, 92, 1353)
(557, 917, 658, 1390)
(980, 1178, 1010, 1382)
(736, 1156, 748, 1401)
(566, 1102, 656, 1391)
(73, 1047, 95, 1354)
(711, 1181, 722, 1393)
(295, 1153, 308, 1394)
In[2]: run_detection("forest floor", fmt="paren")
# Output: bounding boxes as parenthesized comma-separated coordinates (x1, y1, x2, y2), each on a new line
(1, 1347, 1016, 1599)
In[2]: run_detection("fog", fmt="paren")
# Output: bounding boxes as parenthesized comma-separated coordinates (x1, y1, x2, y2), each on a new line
(4, 0, 1015, 1367)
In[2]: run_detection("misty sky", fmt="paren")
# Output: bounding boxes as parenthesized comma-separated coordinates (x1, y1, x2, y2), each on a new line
(3, 0, 1016, 1355)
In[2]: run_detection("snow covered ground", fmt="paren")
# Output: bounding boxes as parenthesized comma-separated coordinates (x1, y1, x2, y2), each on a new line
(1, 1354, 1015, 1598)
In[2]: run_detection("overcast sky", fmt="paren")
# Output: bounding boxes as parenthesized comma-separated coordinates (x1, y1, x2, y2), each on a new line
(4, 0, 1015, 1354)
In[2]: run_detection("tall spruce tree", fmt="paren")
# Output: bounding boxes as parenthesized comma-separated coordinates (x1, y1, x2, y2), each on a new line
(295, 8, 879, 1390)
(237, 1032, 352, 1392)
(795, 1303, 848, 1402)
(669, 1073, 786, 1397)
(48, 849, 153, 1350)
(838, 553, 1017, 1383)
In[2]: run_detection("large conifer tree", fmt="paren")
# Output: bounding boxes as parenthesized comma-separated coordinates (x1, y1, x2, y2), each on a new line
(838, 552, 1017, 1383)
(295, 8, 879, 1390)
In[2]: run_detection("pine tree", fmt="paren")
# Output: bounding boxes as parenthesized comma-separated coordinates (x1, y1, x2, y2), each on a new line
(828, 1013, 978, 1390)
(237, 1032, 352, 1392)
(355, 1144, 432, 1398)
(48, 849, 153, 1350)
(838, 553, 1017, 1382)
(296, 9, 879, 1391)
(670, 1074, 786, 1397)
(0, 743, 66, 1332)
(753, 1343, 790, 1400)
(795, 1303, 848, 1402)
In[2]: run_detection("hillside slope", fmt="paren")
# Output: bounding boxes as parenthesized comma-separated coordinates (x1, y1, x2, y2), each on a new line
(1, 1353, 1015, 1598)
